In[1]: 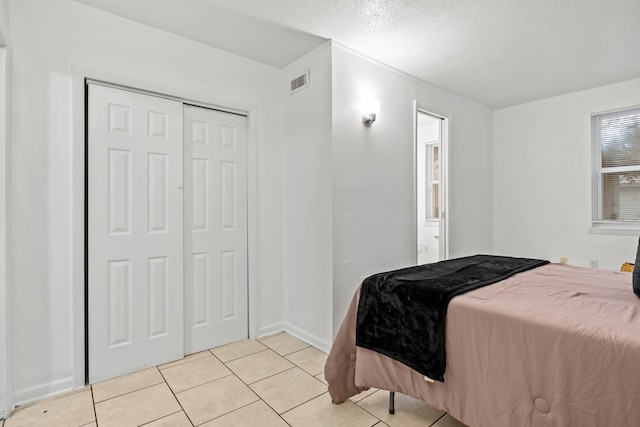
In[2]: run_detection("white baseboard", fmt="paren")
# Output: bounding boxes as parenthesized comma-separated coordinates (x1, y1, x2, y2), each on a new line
(12, 376, 74, 408)
(257, 321, 332, 353)
(257, 322, 285, 339)
(283, 322, 332, 353)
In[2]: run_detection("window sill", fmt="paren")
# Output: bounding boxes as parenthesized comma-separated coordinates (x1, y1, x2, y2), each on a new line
(589, 223, 640, 236)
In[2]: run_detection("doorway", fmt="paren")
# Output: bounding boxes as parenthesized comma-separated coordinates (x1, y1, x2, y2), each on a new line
(86, 83, 249, 383)
(416, 109, 447, 265)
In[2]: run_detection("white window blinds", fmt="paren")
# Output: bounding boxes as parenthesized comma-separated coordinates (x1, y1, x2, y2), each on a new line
(592, 107, 640, 224)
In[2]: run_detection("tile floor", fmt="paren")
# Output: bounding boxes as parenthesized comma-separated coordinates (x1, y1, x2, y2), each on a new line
(3, 333, 467, 427)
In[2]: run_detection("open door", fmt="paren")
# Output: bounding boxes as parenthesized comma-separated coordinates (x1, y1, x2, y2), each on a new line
(416, 109, 447, 264)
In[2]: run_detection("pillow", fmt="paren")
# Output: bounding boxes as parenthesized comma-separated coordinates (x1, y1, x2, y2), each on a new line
(634, 237, 640, 298)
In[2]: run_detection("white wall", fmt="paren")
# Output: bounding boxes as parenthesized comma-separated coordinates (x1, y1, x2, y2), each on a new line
(331, 47, 417, 334)
(331, 46, 494, 335)
(9, 0, 284, 406)
(493, 78, 640, 270)
(282, 43, 334, 351)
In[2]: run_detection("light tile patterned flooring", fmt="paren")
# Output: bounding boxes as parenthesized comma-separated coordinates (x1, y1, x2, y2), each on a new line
(3, 333, 467, 427)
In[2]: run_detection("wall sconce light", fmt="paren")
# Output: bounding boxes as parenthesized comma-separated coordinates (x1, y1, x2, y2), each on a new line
(362, 99, 381, 126)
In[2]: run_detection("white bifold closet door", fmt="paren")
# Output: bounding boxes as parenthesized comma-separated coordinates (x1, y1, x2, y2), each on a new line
(88, 84, 184, 383)
(183, 105, 248, 354)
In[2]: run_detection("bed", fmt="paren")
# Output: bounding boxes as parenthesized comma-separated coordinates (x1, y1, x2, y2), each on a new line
(324, 260, 640, 427)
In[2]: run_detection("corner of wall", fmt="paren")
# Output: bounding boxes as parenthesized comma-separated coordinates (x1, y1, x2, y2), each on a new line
(489, 110, 496, 254)
(281, 41, 334, 349)
(330, 47, 419, 337)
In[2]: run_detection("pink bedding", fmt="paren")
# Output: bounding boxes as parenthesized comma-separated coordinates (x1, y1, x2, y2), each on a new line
(325, 263, 640, 426)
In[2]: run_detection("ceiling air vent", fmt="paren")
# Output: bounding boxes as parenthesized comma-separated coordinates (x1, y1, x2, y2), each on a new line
(290, 70, 310, 95)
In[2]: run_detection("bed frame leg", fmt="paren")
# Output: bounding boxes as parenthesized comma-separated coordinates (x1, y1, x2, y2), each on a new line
(389, 391, 395, 414)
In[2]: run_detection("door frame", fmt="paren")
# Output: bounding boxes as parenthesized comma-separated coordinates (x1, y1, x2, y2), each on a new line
(414, 101, 450, 262)
(0, 45, 12, 420)
(71, 67, 259, 386)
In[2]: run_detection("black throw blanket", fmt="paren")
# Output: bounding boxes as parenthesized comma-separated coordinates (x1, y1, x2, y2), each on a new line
(355, 254, 549, 382)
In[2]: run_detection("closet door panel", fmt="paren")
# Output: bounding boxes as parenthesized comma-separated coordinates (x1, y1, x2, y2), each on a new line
(184, 105, 248, 354)
(88, 84, 184, 383)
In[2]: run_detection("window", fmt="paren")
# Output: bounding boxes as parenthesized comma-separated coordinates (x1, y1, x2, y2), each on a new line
(425, 143, 440, 220)
(592, 106, 640, 227)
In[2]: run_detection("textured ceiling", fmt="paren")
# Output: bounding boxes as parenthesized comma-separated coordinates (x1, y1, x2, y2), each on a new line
(71, 0, 640, 109)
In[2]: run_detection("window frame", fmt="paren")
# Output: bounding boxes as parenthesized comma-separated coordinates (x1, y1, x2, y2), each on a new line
(591, 105, 640, 232)
(424, 140, 440, 222)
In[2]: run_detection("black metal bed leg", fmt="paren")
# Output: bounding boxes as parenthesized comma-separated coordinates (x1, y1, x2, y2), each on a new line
(389, 391, 395, 414)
